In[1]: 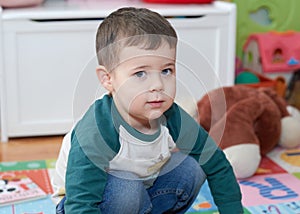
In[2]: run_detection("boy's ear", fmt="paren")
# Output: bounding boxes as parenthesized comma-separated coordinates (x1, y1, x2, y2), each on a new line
(96, 65, 113, 92)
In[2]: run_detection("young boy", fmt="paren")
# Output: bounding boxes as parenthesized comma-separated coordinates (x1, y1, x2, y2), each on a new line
(53, 7, 243, 214)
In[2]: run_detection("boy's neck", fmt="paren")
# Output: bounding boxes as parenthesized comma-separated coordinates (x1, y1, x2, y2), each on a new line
(133, 119, 160, 135)
(111, 99, 161, 135)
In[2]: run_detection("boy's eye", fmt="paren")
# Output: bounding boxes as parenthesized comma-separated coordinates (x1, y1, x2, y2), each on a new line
(134, 71, 146, 78)
(161, 68, 173, 76)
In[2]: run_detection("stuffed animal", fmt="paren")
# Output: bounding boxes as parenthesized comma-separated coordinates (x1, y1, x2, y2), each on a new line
(197, 85, 300, 179)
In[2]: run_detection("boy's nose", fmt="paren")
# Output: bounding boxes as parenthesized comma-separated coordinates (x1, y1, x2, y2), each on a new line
(149, 73, 163, 92)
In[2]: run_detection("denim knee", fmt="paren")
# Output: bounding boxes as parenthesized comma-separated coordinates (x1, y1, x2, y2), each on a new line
(163, 152, 206, 186)
(56, 196, 66, 214)
(148, 153, 206, 214)
(186, 155, 207, 186)
(99, 172, 151, 214)
(173, 154, 206, 196)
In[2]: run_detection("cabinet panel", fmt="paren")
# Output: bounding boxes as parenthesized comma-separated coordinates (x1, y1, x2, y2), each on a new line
(171, 14, 232, 101)
(3, 20, 99, 136)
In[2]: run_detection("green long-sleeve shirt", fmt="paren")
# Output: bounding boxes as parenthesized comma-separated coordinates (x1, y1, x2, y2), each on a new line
(65, 95, 243, 213)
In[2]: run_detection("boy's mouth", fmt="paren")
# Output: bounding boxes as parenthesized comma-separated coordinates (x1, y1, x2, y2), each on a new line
(147, 100, 164, 108)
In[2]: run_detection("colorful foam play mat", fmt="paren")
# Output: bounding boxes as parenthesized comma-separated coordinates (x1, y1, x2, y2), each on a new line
(0, 145, 300, 213)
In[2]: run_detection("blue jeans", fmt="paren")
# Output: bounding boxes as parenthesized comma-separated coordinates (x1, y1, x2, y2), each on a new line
(56, 152, 206, 214)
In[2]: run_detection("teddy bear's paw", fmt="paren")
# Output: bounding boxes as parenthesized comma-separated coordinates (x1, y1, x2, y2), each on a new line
(279, 116, 300, 148)
(287, 105, 300, 121)
(223, 144, 261, 179)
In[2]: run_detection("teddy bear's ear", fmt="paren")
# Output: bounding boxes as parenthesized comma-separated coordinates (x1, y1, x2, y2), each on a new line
(259, 87, 289, 117)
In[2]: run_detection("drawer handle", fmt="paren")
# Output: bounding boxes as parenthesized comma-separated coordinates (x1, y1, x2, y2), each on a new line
(165, 15, 205, 19)
(30, 15, 205, 22)
(30, 17, 105, 22)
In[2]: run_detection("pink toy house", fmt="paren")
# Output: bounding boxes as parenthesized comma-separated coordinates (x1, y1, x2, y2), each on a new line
(243, 31, 300, 74)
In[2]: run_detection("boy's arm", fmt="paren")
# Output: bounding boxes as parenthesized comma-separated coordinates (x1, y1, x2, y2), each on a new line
(200, 136, 243, 214)
(64, 96, 120, 213)
(64, 132, 107, 214)
(188, 121, 243, 213)
(51, 131, 71, 202)
(184, 126, 243, 213)
(166, 104, 243, 214)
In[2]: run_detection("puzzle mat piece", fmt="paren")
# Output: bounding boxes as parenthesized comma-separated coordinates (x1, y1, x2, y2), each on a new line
(0, 160, 47, 171)
(0, 169, 53, 194)
(0, 159, 57, 172)
(239, 173, 300, 207)
(45, 159, 56, 169)
(0, 196, 56, 214)
(186, 208, 251, 214)
(254, 155, 286, 175)
(267, 146, 300, 173)
(246, 200, 300, 213)
(186, 180, 217, 213)
(294, 172, 300, 180)
(185, 181, 250, 214)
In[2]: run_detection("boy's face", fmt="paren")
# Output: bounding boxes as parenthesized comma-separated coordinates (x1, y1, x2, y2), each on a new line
(103, 42, 176, 129)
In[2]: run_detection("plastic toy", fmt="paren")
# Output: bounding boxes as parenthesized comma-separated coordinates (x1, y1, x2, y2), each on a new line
(235, 71, 260, 84)
(232, 0, 300, 59)
(142, 0, 213, 3)
(0, 0, 44, 8)
(243, 31, 300, 74)
(286, 69, 300, 110)
(235, 69, 287, 98)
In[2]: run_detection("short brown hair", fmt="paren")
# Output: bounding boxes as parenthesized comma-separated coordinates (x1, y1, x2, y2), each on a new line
(95, 7, 177, 71)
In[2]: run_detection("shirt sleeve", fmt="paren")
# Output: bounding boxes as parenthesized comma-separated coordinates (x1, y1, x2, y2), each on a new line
(64, 98, 118, 214)
(64, 131, 107, 214)
(201, 136, 243, 214)
(166, 103, 243, 214)
(51, 130, 71, 203)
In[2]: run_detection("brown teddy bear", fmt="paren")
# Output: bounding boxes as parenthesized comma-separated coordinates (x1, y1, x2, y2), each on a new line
(197, 85, 300, 179)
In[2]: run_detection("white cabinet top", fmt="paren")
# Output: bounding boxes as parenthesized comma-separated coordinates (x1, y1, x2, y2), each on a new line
(1, 0, 234, 20)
